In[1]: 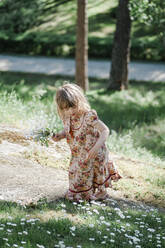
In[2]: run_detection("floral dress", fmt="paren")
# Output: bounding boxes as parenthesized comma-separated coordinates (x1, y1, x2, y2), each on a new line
(63, 110, 121, 201)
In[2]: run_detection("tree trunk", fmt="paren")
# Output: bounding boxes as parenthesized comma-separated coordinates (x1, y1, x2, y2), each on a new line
(108, 0, 131, 90)
(76, 0, 88, 91)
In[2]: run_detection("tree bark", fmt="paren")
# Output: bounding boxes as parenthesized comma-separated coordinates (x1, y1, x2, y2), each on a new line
(108, 0, 131, 90)
(76, 0, 88, 91)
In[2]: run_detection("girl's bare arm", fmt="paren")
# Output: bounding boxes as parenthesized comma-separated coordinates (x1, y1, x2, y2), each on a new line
(87, 120, 109, 160)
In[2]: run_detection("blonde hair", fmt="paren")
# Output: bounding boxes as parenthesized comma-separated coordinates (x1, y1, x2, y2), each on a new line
(55, 83, 90, 119)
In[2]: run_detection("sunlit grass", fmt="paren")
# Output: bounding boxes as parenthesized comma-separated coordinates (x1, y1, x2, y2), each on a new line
(0, 199, 165, 248)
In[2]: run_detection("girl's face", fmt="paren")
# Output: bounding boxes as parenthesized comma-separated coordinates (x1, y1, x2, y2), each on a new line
(63, 107, 77, 117)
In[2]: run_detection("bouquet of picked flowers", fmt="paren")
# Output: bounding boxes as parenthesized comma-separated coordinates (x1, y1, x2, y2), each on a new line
(31, 127, 55, 146)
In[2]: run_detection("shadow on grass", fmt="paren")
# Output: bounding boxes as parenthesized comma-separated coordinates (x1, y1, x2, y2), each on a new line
(89, 96, 165, 159)
(0, 71, 75, 101)
(0, 198, 165, 248)
(129, 80, 165, 92)
(88, 6, 117, 33)
(88, 80, 165, 159)
(88, 92, 165, 130)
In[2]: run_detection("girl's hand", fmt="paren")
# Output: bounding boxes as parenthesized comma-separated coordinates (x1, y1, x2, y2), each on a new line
(52, 130, 66, 142)
(86, 145, 99, 161)
(52, 134, 61, 142)
(85, 120, 109, 162)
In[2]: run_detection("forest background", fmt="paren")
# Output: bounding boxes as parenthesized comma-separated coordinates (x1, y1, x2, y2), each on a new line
(0, 0, 164, 62)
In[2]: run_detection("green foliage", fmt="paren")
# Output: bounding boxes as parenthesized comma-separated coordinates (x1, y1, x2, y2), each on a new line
(129, 0, 156, 23)
(129, 0, 165, 61)
(0, 0, 164, 61)
(131, 37, 165, 61)
(0, 72, 63, 134)
(0, 0, 41, 38)
(129, 0, 165, 36)
(129, 0, 165, 23)
(32, 127, 56, 146)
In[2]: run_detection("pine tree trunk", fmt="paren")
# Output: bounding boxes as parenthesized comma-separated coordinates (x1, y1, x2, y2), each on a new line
(76, 0, 88, 91)
(108, 0, 131, 90)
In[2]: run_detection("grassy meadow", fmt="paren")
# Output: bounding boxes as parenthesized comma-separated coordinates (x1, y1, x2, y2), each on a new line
(0, 71, 165, 247)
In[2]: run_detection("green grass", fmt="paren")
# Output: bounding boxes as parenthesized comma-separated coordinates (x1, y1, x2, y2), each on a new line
(87, 81, 165, 164)
(0, 199, 165, 248)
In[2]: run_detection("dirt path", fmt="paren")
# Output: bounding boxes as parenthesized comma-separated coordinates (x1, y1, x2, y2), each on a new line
(0, 54, 165, 82)
(0, 125, 69, 205)
(0, 125, 164, 214)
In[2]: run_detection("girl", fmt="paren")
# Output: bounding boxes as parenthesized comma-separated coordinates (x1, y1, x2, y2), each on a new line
(53, 83, 121, 201)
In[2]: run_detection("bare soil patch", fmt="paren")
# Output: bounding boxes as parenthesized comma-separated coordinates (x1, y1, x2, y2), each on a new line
(0, 125, 69, 205)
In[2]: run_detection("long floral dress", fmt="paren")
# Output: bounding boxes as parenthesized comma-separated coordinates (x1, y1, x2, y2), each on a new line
(63, 110, 121, 201)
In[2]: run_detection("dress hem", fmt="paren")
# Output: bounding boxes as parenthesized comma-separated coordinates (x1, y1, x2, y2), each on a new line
(69, 172, 113, 194)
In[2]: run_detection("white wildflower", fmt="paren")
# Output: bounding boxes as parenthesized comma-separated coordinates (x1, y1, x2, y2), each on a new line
(36, 244, 45, 248)
(93, 209, 99, 214)
(148, 228, 155, 232)
(70, 226, 76, 232)
(11, 223, 17, 226)
(3, 238, 9, 241)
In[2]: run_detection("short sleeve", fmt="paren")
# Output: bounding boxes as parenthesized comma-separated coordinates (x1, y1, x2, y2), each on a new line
(85, 110, 99, 126)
